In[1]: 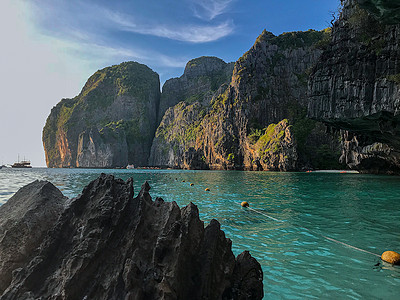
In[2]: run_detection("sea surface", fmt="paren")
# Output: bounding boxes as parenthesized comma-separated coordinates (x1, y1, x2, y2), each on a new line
(1, 167, 400, 299)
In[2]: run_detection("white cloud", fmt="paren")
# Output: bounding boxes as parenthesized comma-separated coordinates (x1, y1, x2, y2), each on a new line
(107, 11, 234, 43)
(191, 0, 234, 20)
(0, 0, 188, 167)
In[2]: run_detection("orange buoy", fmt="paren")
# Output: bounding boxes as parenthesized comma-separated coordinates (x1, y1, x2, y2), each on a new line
(190, 183, 194, 186)
(241, 201, 249, 207)
(205, 188, 210, 191)
(381, 251, 400, 265)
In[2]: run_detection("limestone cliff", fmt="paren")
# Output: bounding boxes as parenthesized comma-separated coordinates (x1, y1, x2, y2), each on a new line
(149, 57, 234, 168)
(308, 0, 400, 173)
(150, 29, 342, 170)
(158, 57, 234, 124)
(43, 62, 160, 168)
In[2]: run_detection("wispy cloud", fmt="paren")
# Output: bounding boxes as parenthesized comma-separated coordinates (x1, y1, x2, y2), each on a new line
(191, 0, 235, 20)
(106, 10, 233, 43)
(45, 30, 188, 70)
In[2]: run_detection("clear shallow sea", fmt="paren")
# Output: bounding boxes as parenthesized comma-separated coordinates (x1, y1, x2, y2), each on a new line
(1, 168, 400, 299)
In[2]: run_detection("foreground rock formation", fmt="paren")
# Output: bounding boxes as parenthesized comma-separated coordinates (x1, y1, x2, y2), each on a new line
(0, 181, 67, 294)
(0, 174, 263, 299)
(308, 0, 400, 174)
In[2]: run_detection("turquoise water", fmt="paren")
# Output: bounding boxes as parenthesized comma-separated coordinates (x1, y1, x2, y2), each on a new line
(1, 168, 400, 299)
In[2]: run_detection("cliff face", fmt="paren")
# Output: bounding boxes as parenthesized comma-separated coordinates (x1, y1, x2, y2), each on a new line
(308, 0, 400, 173)
(44, 31, 345, 171)
(0, 174, 263, 299)
(149, 57, 234, 168)
(150, 29, 342, 170)
(43, 62, 160, 168)
(357, 0, 400, 24)
(158, 57, 234, 124)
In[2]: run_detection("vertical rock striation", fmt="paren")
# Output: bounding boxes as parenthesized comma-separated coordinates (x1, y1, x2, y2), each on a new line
(149, 57, 234, 168)
(308, 0, 400, 173)
(150, 29, 341, 170)
(43, 62, 160, 168)
(0, 174, 263, 299)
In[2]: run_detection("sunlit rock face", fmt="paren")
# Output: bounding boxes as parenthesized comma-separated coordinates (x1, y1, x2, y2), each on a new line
(150, 30, 341, 171)
(43, 62, 160, 168)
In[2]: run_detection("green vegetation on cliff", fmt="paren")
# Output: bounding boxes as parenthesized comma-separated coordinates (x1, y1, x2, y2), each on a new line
(255, 29, 331, 50)
(43, 61, 160, 168)
(256, 121, 285, 158)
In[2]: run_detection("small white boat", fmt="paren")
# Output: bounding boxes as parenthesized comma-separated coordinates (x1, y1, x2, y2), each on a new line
(126, 164, 135, 169)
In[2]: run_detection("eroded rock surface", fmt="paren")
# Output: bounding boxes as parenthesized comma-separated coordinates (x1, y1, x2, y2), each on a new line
(0, 180, 67, 294)
(43, 62, 160, 168)
(150, 30, 342, 171)
(0, 174, 263, 299)
(308, 0, 400, 173)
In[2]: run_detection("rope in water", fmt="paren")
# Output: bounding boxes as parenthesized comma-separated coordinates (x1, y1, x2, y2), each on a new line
(246, 206, 381, 258)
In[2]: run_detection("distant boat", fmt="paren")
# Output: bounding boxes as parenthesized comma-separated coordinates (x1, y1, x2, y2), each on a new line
(11, 160, 32, 168)
(126, 164, 135, 169)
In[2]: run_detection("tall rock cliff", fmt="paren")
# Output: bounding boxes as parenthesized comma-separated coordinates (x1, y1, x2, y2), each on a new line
(308, 0, 400, 173)
(158, 56, 234, 124)
(43, 62, 160, 168)
(150, 29, 342, 170)
(149, 57, 234, 168)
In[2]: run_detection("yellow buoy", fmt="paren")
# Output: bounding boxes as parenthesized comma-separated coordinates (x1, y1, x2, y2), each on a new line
(190, 183, 194, 186)
(205, 188, 210, 191)
(241, 201, 249, 207)
(381, 251, 400, 265)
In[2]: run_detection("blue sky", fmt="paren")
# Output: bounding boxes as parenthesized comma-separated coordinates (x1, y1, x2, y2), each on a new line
(0, 0, 340, 166)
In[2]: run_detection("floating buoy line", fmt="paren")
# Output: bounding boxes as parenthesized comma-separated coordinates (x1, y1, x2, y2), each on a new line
(242, 203, 400, 264)
(178, 179, 398, 264)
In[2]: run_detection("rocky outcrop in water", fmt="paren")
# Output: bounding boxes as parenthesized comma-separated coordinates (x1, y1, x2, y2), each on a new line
(0, 174, 263, 299)
(308, 0, 400, 173)
(0, 180, 67, 294)
(150, 29, 342, 170)
(43, 62, 160, 168)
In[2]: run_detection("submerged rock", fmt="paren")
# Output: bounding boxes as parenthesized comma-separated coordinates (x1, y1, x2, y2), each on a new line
(0, 174, 263, 299)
